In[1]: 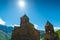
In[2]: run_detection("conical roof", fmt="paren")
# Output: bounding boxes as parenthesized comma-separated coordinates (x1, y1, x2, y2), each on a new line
(21, 14, 29, 19)
(45, 21, 53, 27)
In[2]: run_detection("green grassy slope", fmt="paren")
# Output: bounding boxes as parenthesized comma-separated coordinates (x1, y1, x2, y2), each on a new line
(0, 30, 10, 40)
(56, 29, 60, 40)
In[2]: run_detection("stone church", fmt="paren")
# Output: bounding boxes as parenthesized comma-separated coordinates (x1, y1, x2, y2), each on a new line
(11, 15, 40, 40)
(44, 21, 59, 40)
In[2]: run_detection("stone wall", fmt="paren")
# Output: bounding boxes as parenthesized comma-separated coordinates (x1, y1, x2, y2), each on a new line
(44, 21, 59, 40)
(11, 15, 40, 40)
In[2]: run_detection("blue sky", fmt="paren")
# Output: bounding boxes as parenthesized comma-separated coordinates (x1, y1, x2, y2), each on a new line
(0, 0, 60, 30)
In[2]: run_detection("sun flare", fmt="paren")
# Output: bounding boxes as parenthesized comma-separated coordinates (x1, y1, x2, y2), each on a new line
(18, 0, 25, 8)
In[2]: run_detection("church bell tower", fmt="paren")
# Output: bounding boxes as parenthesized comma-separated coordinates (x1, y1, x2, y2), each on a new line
(20, 14, 29, 25)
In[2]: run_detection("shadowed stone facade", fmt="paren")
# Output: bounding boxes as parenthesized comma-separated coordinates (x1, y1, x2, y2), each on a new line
(44, 21, 59, 40)
(11, 15, 40, 40)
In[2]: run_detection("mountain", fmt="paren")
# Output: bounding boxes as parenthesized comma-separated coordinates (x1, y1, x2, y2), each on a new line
(0, 30, 10, 40)
(0, 24, 14, 35)
(0, 24, 14, 40)
(40, 30, 44, 38)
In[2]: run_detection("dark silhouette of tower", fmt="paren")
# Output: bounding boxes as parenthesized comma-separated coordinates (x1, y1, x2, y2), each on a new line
(11, 14, 40, 40)
(45, 21, 54, 34)
(44, 21, 59, 40)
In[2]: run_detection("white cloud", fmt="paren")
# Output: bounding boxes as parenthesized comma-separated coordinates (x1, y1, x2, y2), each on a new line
(8, 24, 20, 28)
(54, 27, 60, 31)
(9, 24, 38, 28)
(34, 24, 38, 29)
(0, 18, 6, 25)
(12, 24, 38, 29)
(14, 24, 20, 26)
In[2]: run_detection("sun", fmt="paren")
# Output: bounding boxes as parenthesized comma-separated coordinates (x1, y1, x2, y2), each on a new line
(18, 0, 25, 8)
